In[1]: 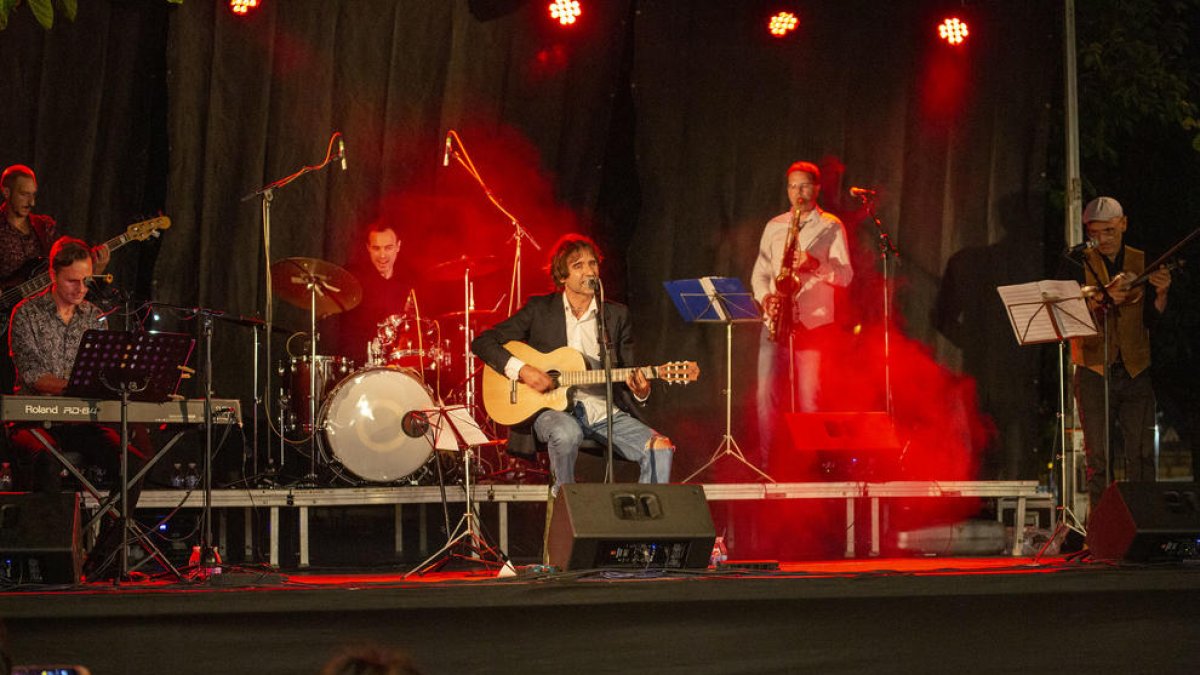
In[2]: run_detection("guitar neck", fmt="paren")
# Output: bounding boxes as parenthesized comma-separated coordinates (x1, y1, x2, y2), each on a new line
(5, 232, 130, 303)
(559, 365, 657, 387)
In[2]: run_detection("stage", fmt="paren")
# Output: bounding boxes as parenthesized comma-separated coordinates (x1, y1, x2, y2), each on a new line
(3, 481, 1200, 674)
(2, 556, 1199, 674)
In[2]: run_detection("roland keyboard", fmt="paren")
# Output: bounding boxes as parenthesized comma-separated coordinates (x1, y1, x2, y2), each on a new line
(0, 395, 242, 425)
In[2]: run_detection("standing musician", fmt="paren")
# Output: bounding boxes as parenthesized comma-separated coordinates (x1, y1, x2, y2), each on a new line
(471, 234, 673, 491)
(6, 236, 146, 578)
(1, 165, 109, 392)
(751, 161, 853, 471)
(331, 220, 413, 363)
(1070, 197, 1170, 513)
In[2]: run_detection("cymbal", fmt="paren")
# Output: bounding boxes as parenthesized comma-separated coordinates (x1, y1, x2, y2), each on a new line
(438, 308, 504, 326)
(270, 257, 363, 317)
(428, 254, 505, 282)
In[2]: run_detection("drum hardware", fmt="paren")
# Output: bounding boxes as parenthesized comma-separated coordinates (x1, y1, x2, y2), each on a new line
(269, 256, 363, 486)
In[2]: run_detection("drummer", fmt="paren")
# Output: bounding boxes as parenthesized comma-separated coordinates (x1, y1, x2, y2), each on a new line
(329, 220, 414, 363)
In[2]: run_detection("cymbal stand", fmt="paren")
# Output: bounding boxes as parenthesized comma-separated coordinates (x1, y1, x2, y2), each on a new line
(405, 407, 508, 577)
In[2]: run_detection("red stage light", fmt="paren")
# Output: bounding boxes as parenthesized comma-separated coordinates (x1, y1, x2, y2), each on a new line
(548, 0, 582, 26)
(768, 12, 799, 38)
(938, 17, 969, 45)
(230, 0, 260, 16)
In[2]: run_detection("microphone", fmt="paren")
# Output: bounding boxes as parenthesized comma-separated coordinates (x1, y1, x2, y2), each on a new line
(85, 274, 113, 288)
(849, 186, 877, 197)
(443, 135, 452, 167)
(1067, 239, 1098, 255)
(585, 277, 600, 291)
(401, 410, 430, 438)
(338, 137, 347, 171)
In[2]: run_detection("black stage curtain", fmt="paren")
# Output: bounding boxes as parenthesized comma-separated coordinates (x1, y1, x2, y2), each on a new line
(1, 0, 1059, 479)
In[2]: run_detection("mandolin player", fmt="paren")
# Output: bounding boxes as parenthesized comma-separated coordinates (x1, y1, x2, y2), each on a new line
(750, 161, 853, 473)
(1068, 196, 1171, 517)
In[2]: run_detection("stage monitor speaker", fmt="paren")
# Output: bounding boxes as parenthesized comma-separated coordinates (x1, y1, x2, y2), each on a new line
(0, 492, 83, 585)
(547, 484, 715, 571)
(1086, 481, 1200, 562)
(785, 412, 901, 480)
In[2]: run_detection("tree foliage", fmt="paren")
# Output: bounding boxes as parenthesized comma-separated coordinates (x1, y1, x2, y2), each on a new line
(0, 0, 79, 30)
(1077, 0, 1200, 165)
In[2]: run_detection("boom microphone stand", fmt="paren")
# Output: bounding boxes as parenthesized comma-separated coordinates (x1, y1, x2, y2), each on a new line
(856, 191, 899, 417)
(242, 131, 347, 484)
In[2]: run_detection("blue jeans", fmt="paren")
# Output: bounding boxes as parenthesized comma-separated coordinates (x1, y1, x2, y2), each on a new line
(756, 331, 821, 471)
(532, 403, 672, 488)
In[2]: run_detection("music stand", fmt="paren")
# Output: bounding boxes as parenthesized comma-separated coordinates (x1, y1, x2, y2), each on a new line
(997, 280, 1097, 544)
(66, 330, 194, 582)
(665, 277, 773, 483)
(405, 405, 511, 577)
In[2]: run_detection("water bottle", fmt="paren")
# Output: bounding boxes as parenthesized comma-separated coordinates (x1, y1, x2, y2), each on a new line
(184, 462, 200, 489)
(0, 462, 13, 491)
(170, 462, 185, 489)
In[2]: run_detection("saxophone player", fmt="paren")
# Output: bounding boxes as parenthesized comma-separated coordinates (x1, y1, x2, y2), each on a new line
(750, 161, 853, 473)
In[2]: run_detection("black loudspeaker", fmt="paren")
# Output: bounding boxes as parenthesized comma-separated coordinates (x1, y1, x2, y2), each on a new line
(0, 492, 83, 584)
(1086, 482, 1200, 562)
(547, 484, 716, 571)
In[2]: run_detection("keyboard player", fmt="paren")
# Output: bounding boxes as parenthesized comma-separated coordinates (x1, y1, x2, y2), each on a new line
(5, 236, 150, 580)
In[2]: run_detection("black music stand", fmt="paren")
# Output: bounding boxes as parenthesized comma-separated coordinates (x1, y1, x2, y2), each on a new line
(68, 330, 193, 582)
(997, 280, 1097, 548)
(664, 277, 772, 483)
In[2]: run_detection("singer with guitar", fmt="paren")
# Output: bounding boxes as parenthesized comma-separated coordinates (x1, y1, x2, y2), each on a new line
(472, 234, 675, 491)
(750, 161, 853, 472)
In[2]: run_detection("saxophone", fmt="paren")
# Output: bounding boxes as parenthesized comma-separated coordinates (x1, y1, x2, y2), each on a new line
(765, 204, 804, 343)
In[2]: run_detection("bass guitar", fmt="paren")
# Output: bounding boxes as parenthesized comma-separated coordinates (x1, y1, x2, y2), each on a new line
(481, 341, 700, 426)
(0, 215, 171, 333)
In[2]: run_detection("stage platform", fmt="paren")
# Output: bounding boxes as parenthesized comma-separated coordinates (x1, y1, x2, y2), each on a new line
(82, 481, 1051, 566)
(2, 556, 1198, 674)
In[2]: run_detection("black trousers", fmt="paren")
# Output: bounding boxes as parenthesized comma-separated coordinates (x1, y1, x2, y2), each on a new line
(1074, 365, 1157, 510)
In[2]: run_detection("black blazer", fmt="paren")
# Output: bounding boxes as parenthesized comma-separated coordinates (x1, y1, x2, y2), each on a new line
(471, 292, 644, 456)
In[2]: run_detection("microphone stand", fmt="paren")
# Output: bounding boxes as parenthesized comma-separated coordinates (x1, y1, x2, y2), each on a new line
(856, 192, 899, 417)
(1078, 251, 1119, 510)
(442, 130, 541, 317)
(241, 131, 345, 485)
(593, 279, 617, 483)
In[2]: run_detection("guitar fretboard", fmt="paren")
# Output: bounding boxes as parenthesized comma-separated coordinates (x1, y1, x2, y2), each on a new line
(557, 366, 657, 387)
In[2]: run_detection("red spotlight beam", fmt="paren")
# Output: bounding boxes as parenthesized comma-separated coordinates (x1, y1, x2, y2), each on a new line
(441, 130, 542, 317)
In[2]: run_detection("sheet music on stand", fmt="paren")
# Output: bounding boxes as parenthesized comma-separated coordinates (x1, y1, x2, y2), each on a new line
(425, 405, 491, 451)
(65, 330, 195, 402)
(663, 276, 760, 323)
(997, 279, 1098, 344)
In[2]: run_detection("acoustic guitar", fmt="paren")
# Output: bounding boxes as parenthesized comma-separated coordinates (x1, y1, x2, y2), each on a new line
(481, 340, 700, 426)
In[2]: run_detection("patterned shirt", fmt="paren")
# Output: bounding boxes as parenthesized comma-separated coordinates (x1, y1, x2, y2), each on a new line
(9, 289, 104, 393)
(0, 207, 58, 280)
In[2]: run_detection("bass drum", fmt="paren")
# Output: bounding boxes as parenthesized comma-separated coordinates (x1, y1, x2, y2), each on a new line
(320, 367, 435, 482)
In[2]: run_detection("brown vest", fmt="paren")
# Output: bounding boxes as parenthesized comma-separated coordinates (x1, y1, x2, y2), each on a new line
(1070, 246, 1151, 377)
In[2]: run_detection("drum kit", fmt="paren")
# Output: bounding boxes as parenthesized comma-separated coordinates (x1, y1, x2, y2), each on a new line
(269, 253, 516, 486)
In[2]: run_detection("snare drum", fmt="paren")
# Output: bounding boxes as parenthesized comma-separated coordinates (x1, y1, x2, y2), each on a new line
(319, 367, 436, 482)
(279, 355, 355, 433)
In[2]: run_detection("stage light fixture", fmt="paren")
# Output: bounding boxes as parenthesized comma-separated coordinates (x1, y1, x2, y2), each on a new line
(548, 0, 582, 26)
(937, 17, 969, 45)
(768, 12, 799, 38)
(230, 0, 260, 16)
